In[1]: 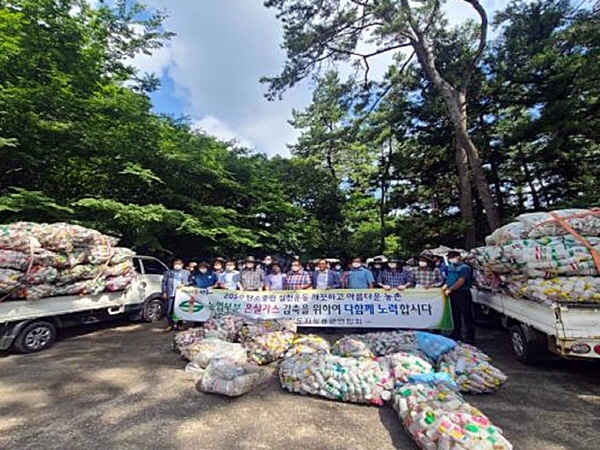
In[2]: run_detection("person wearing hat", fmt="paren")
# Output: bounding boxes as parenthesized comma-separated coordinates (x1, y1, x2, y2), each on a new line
(413, 254, 444, 289)
(212, 257, 226, 277)
(264, 261, 286, 291)
(443, 250, 475, 344)
(193, 261, 218, 289)
(378, 259, 414, 290)
(238, 256, 266, 291)
(369, 256, 385, 282)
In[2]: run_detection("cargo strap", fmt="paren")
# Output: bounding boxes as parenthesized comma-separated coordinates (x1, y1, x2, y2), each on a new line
(544, 210, 600, 275)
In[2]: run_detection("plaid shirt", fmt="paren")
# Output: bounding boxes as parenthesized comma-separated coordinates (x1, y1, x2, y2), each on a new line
(413, 268, 444, 287)
(284, 270, 311, 290)
(239, 268, 265, 290)
(378, 269, 414, 287)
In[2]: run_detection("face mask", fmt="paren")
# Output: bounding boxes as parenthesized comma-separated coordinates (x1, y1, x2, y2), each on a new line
(173, 264, 183, 271)
(334, 265, 341, 271)
(419, 261, 428, 268)
(374, 264, 381, 269)
(226, 265, 235, 272)
(449, 258, 459, 265)
(352, 262, 361, 269)
(291, 266, 301, 272)
(388, 263, 397, 270)
(199, 268, 208, 274)
(264, 259, 272, 265)
(214, 264, 222, 270)
(245, 263, 254, 269)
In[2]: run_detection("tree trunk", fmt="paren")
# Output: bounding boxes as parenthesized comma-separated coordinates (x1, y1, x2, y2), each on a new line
(452, 91, 501, 230)
(410, 37, 501, 231)
(455, 142, 476, 249)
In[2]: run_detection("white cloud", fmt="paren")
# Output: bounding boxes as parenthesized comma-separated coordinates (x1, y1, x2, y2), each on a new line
(193, 116, 254, 149)
(130, 0, 516, 157)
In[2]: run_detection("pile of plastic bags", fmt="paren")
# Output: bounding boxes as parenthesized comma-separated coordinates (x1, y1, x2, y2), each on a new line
(0, 222, 135, 299)
(197, 355, 275, 397)
(471, 208, 600, 304)
(173, 316, 298, 397)
(394, 381, 513, 450)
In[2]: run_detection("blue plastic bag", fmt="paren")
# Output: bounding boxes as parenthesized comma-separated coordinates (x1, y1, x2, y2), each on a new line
(415, 331, 457, 361)
(407, 372, 459, 391)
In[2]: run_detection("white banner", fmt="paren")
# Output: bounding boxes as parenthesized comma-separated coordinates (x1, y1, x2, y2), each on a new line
(173, 288, 453, 329)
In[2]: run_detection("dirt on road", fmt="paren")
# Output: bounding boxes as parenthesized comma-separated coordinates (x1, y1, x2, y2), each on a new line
(1, 321, 600, 450)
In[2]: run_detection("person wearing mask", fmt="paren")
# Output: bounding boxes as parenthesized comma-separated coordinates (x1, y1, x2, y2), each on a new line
(161, 258, 193, 332)
(193, 261, 218, 289)
(433, 255, 448, 281)
(185, 261, 197, 273)
(216, 260, 240, 290)
(236, 259, 245, 272)
(260, 255, 274, 275)
(332, 261, 343, 276)
(238, 256, 266, 291)
(311, 259, 341, 290)
(443, 251, 475, 345)
(379, 259, 414, 290)
(264, 261, 285, 291)
(370, 257, 385, 282)
(413, 255, 444, 289)
(345, 257, 375, 289)
(212, 257, 226, 277)
(284, 259, 312, 290)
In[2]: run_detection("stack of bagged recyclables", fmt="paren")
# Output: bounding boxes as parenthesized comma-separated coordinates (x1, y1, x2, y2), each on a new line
(0, 222, 135, 299)
(173, 315, 297, 397)
(175, 320, 511, 448)
(470, 208, 600, 303)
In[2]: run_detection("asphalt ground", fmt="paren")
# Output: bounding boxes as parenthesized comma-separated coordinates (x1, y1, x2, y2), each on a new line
(1, 321, 600, 450)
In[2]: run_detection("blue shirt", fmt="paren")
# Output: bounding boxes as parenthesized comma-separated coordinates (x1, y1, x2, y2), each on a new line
(265, 273, 285, 290)
(446, 263, 472, 292)
(346, 267, 375, 289)
(194, 271, 218, 289)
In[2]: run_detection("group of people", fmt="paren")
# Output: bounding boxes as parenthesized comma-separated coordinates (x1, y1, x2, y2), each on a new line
(161, 251, 475, 344)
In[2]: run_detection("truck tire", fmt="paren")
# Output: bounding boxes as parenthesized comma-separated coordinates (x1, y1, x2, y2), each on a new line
(14, 321, 56, 354)
(143, 298, 165, 323)
(510, 324, 544, 364)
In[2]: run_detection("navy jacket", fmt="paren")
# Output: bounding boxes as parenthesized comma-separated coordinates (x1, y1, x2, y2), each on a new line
(311, 270, 341, 289)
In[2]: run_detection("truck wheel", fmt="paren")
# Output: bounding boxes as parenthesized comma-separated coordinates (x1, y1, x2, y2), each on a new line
(143, 298, 165, 323)
(510, 324, 542, 364)
(14, 321, 56, 354)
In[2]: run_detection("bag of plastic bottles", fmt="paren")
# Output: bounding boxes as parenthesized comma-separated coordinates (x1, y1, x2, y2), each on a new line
(198, 356, 274, 397)
(202, 315, 246, 342)
(191, 338, 247, 369)
(244, 330, 295, 365)
(279, 353, 394, 406)
(393, 382, 513, 450)
(438, 344, 508, 394)
(387, 352, 434, 384)
(284, 334, 330, 357)
(239, 318, 297, 340)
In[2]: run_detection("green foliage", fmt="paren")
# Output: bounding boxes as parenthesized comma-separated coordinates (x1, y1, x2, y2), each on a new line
(1, 0, 600, 262)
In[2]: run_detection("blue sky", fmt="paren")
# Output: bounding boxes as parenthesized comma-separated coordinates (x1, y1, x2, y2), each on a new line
(120, 0, 554, 156)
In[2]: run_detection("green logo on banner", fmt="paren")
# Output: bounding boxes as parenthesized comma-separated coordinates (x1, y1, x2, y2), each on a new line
(178, 300, 204, 313)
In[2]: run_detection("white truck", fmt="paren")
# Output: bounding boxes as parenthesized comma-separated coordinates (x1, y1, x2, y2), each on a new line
(474, 288, 600, 363)
(0, 256, 168, 354)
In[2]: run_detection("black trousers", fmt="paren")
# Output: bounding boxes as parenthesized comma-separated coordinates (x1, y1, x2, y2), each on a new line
(449, 289, 475, 344)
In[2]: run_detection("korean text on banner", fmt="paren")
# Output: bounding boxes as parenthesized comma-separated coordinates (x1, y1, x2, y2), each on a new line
(174, 288, 453, 330)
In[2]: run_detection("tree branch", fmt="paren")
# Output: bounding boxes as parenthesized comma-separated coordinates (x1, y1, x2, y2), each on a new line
(353, 50, 416, 127)
(460, 0, 488, 93)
